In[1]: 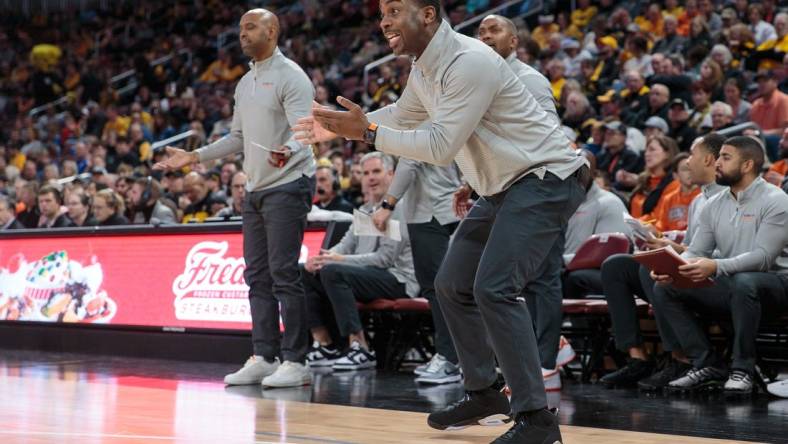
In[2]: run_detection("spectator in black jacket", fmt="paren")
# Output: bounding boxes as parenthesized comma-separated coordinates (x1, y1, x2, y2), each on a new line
(596, 121, 644, 191)
(668, 99, 698, 152)
(65, 191, 98, 227)
(37, 186, 75, 229)
(315, 166, 354, 214)
(0, 195, 26, 230)
(93, 189, 130, 226)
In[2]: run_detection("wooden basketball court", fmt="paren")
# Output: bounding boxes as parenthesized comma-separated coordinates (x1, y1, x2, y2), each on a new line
(0, 367, 765, 444)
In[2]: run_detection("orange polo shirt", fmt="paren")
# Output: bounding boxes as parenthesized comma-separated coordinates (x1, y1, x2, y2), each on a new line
(750, 90, 788, 132)
(652, 186, 701, 232)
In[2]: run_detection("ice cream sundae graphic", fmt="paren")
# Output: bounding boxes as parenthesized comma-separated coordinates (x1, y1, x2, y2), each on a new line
(0, 251, 116, 323)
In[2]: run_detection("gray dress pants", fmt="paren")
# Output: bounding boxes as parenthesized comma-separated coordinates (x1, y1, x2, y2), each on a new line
(650, 272, 788, 373)
(242, 175, 314, 363)
(435, 169, 586, 414)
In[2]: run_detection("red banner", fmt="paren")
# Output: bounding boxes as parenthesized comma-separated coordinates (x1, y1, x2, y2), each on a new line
(0, 230, 326, 331)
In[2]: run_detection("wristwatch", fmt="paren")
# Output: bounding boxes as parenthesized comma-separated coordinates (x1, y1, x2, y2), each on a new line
(364, 122, 378, 146)
(380, 199, 396, 211)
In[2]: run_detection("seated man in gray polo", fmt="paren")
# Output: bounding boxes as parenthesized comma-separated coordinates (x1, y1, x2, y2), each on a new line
(651, 136, 788, 394)
(301, 152, 418, 371)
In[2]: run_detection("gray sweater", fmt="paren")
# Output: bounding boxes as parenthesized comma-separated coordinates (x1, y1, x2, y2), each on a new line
(506, 53, 559, 124)
(196, 48, 316, 192)
(685, 178, 788, 275)
(372, 20, 586, 197)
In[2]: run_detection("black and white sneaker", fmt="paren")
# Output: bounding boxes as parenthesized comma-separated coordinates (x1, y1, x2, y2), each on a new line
(427, 387, 512, 431)
(492, 408, 563, 444)
(332, 341, 376, 371)
(638, 360, 693, 392)
(306, 341, 343, 367)
(666, 366, 726, 393)
(724, 370, 755, 395)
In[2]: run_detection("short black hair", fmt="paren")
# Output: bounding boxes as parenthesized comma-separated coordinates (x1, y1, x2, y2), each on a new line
(413, 0, 442, 13)
(724, 136, 765, 172)
(698, 132, 725, 158)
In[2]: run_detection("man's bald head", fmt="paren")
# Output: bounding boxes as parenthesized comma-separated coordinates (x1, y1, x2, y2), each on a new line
(478, 14, 519, 59)
(240, 9, 280, 61)
(486, 15, 517, 35)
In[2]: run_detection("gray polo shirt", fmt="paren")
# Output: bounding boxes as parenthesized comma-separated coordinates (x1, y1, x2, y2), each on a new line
(685, 177, 788, 275)
(506, 53, 559, 123)
(196, 48, 316, 192)
(371, 20, 586, 197)
(564, 183, 630, 264)
(683, 182, 726, 247)
(329, 202, 419, 297)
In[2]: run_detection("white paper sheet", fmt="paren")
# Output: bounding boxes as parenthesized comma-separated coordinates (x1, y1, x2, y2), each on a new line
(352, 210, 401, 241)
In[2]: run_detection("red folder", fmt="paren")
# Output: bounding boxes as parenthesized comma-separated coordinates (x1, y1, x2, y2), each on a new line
(633, 247, 714, 289)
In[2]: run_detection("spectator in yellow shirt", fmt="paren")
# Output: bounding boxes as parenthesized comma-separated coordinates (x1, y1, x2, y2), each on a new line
(532, 15, 560, 50)
(567, 0, 597, 40)
(199, 49, 245, 84)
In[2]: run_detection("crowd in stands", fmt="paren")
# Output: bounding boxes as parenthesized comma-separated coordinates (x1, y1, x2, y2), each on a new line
(1, 0, 788, 395)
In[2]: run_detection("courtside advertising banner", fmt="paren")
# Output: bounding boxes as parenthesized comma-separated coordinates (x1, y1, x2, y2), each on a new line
(0, 230, 325, 330)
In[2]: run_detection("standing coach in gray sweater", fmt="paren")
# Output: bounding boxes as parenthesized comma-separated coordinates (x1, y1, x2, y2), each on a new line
(154, 8, 316, 389)
(294, 2, 589, 442)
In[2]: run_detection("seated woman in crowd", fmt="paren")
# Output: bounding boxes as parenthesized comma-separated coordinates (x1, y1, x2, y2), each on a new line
(627, 135, 680, 219)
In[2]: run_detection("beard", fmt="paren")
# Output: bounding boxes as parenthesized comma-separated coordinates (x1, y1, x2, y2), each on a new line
(716, 169, 743, 186)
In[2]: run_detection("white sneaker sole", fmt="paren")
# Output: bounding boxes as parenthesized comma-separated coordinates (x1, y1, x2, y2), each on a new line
(415, 373, 462, 385)
(307, 359, 339, 368)
(262, 377, 312, 389)
(332, 361, 377, 371)
(444, 414, 512, 431)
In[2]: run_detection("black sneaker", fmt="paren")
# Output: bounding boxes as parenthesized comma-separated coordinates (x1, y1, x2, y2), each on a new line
(332, 341, 376, 371)
(427, 387, 512, 431)
(599, 358, 655, 388)
(491, 408, 563, 444)
(306, 341, 343, 367)
(638, 360, 693, 392)
(666, 366, 727, 393)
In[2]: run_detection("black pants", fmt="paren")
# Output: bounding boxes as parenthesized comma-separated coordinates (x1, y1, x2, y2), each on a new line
(601, 254, 680, 353)
(302, 263, 407, 337)
(408, 219, 459, 364)
(435, 170, 586, 414)
(243, 175, 314, 363)
(650, 272, 788, 373)
(562, 269, 603, 299)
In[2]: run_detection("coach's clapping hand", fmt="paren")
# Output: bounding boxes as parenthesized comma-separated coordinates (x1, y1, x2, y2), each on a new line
(293, 101, 338, 145)
(307, 96, 369, 141)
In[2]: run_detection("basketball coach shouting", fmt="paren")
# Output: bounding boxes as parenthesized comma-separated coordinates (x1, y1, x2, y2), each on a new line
(293, 1, 589, 443)
(155, 9, 316, 389)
